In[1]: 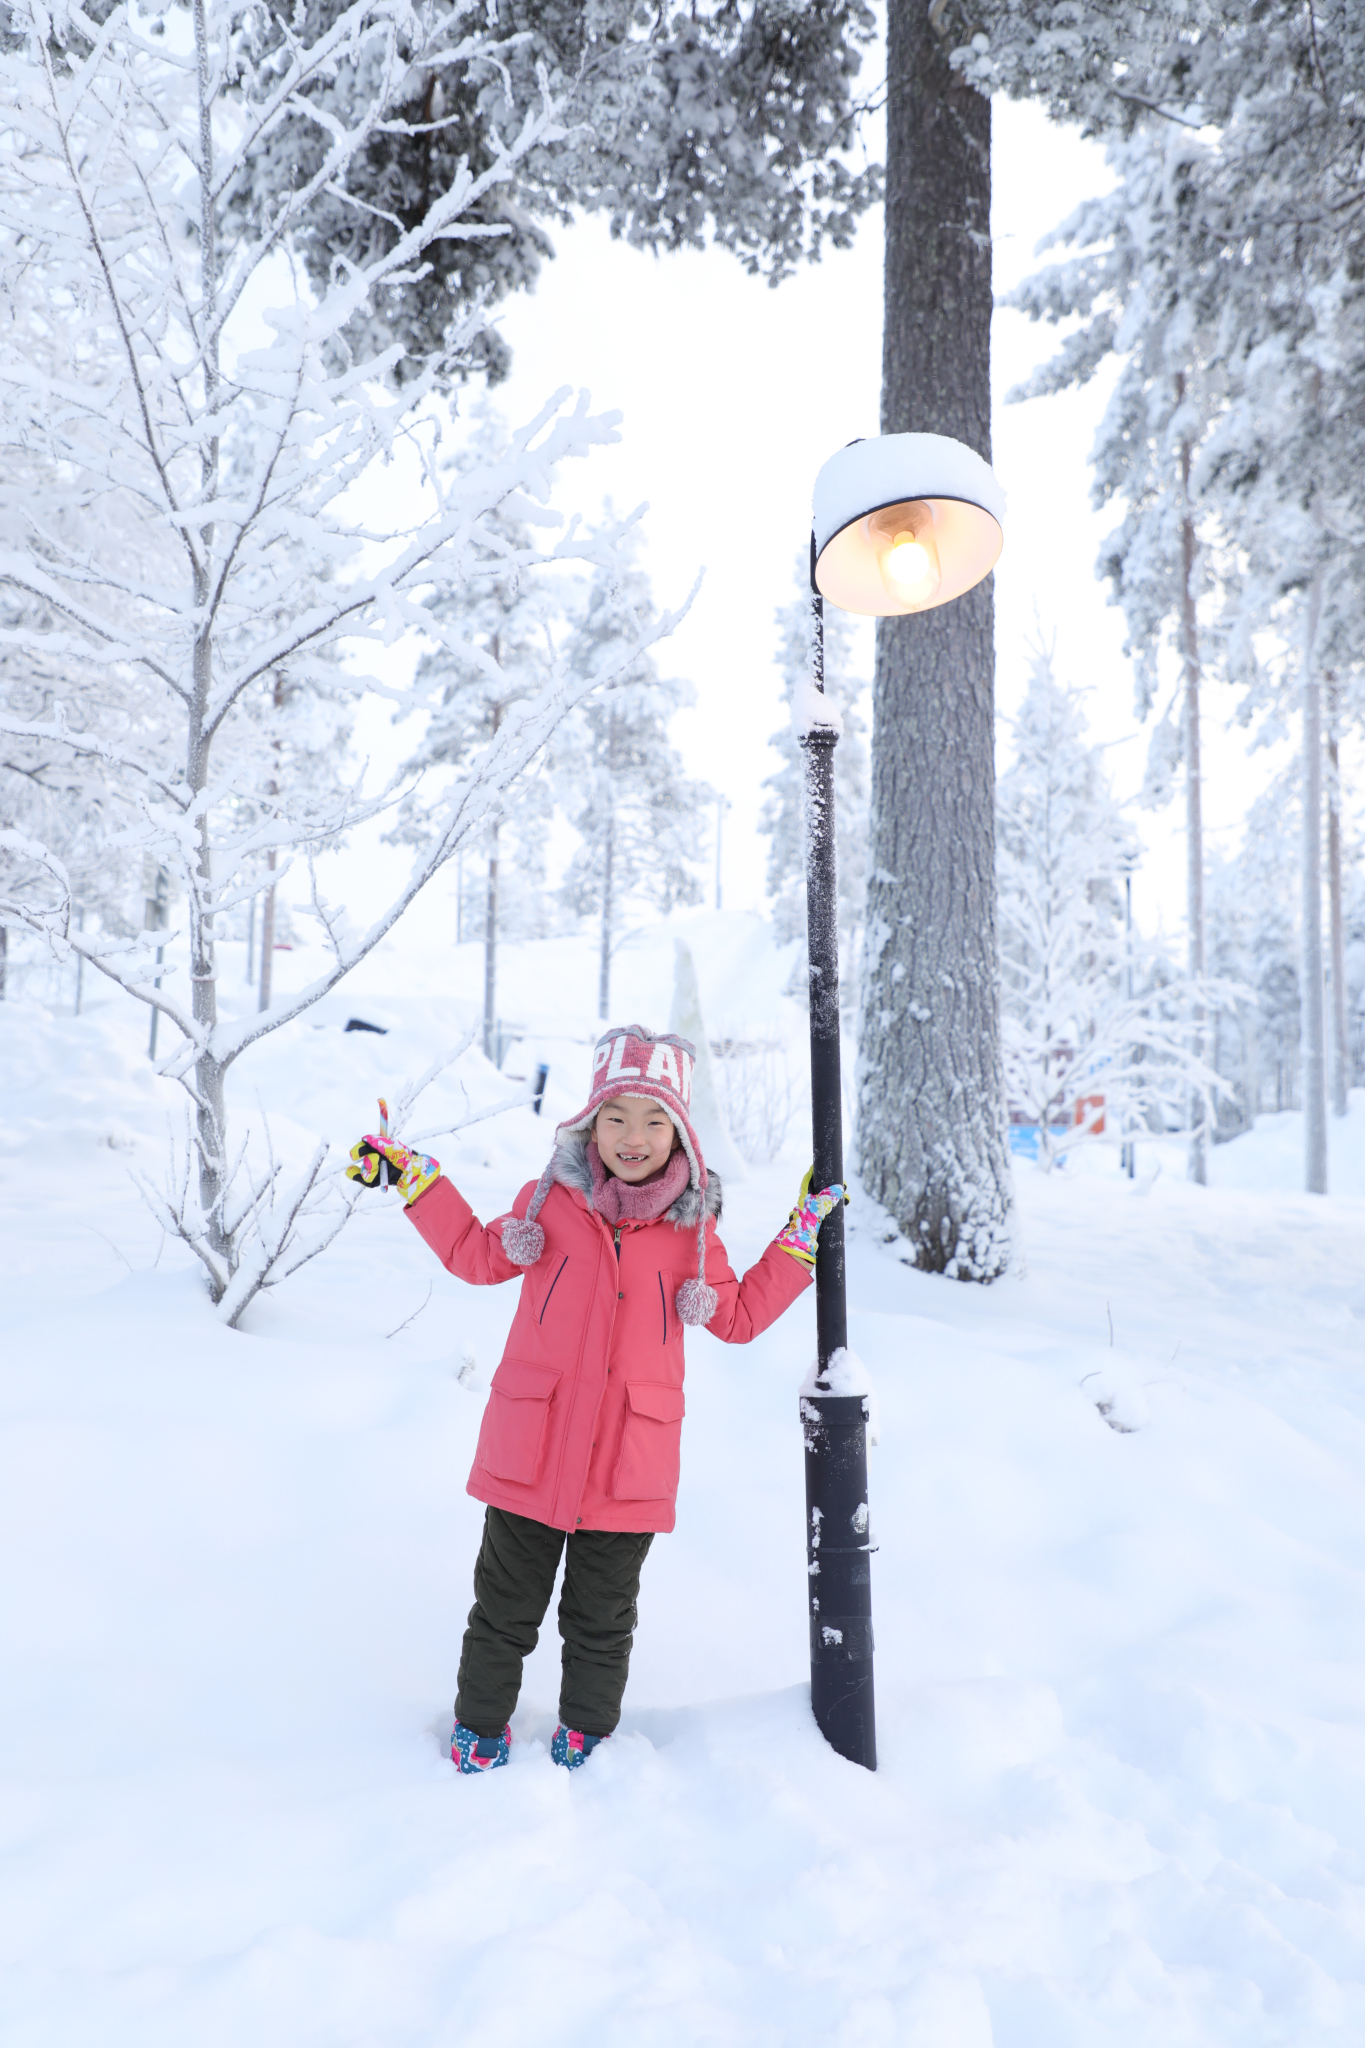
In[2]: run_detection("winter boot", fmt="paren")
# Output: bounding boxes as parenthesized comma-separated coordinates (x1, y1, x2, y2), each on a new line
(551, 1725, 607, 1770)
(451, 1720, 511, 1774)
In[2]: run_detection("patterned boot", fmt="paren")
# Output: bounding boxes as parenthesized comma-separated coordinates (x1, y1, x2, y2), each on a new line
(551, 1725, 607, 1770)
(451, 1720, 511, 1773)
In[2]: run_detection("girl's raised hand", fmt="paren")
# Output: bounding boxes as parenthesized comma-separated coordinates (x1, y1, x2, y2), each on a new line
(775, 1175, 848, 1267)
(346, 1097, 441, 1207)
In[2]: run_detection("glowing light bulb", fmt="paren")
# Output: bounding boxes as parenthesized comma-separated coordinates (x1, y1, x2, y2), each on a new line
(876, 520, 941, 606)
(884, 535, 932, 589)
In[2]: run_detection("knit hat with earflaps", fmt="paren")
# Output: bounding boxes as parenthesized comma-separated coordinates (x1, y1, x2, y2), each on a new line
(501, 1024, 718, 1326)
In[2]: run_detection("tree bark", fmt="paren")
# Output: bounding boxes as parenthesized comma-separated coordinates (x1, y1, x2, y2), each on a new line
(188, 0, 230, 1274)
(482, 698, 503, 1062)
(598, 812, 614, 1020)
(483, 819, 500, 1062)
(257, 852, 276, 1011)
(257, 677, 286, 1017)
(1302, 568, 1328, 1193)
(1327, 678, 1349, 1118)
(858, 0, 1010, 1279)
(598, 710, 618, 1020)
(1179, 424, 1207, 1185)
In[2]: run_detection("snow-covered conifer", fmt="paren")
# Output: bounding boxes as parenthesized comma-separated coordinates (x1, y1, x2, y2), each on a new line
(396, 408, 563, 1055)
(1004, 121, 1227, 1184)
(236, 0, 881, 377)
(964, 1, 1365, 1195)
(996, 643, 1216, 1166)
(1206, 825, 1286, 1125)
(557, 540, 709, 1018)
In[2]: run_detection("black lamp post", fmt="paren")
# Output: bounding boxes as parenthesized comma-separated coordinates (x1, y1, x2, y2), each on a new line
(800, 432, 1006, 1772)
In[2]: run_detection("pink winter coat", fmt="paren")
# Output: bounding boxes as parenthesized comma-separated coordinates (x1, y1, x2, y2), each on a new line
(406, 1138, 810, 1533)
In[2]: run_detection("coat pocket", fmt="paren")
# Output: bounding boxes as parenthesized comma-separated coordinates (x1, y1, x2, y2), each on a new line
(479, 1358, 562, 1485)
(612, 1381, 686, 1501)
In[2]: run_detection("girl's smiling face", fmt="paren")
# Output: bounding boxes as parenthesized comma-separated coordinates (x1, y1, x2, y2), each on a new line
(593, 1095, 680, 1183)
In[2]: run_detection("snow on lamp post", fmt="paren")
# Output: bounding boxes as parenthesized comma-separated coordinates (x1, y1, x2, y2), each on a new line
(800, 433, 1006, 1772)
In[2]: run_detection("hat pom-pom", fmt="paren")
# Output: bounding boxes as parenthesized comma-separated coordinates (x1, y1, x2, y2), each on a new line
(675, 1278, 718, 1327)
(501, 1216, 545, 1266)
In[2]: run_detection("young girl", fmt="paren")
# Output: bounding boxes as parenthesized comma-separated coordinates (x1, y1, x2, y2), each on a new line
(348, 1023, 843, 1773)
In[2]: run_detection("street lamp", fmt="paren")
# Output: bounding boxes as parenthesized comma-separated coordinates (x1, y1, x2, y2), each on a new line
(800, 433, 1006, 1772)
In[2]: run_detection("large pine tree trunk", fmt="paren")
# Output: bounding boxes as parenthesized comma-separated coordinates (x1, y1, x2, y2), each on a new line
(1302, 568, 1328, 1193)
(857, 1, 1010, 1278)
(1179, 432, 1207, 1185)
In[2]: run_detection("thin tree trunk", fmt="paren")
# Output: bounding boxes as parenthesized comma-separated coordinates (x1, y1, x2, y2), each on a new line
(1302, 568, 1328, 1192)
(598, 710, 617, 1020)
(246, 891, 255, 984)
(598, 810, 614, 1021)
(147, 868, 168, 1061)
(1327, 677, 1349, 1118)
(1178, 417, 1207, 1186)
(483, 820, 500, 1062)
(859, 0, 1009, 1278)
(482, 698, 502, 1062)
(189, 0, 228, 1272)
(257, 676, 286, 1016)
(258, 852, 277, 1011)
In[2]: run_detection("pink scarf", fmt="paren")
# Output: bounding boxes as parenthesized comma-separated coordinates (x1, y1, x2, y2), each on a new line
(588, 1140, 691, 1226)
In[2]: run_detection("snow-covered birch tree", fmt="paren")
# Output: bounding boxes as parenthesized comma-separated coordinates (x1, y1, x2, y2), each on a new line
(0, 0, 683, 1323)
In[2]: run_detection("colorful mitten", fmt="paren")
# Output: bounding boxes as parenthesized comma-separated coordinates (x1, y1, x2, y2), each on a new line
(775, 1172, 847, 1267)
(451, 1719, 511, 1774)
(551, 1725, 607, 1770)
(346, 1098, 440, 1206)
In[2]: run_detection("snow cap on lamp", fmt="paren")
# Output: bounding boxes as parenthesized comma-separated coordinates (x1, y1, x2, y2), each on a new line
(812, 432, 1007, 618)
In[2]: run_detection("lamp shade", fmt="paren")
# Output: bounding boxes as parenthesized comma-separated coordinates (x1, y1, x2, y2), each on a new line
(812, 433, 1006, 617)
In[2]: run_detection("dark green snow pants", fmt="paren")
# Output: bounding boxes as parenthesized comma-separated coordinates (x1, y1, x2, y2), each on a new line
(456, 1507, 655, 1739)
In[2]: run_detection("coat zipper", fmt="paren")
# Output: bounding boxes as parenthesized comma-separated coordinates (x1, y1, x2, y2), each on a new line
(614, 1227, 621, 1262)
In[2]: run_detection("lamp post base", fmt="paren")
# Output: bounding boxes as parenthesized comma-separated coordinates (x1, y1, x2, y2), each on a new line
(802, 1388, 877, 1771)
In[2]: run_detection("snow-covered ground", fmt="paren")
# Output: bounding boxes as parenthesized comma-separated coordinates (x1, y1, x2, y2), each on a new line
(4, 919, 1365, 2046)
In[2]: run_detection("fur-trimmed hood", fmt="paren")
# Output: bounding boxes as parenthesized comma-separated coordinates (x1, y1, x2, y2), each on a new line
(551, 1130, 723, 1227)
